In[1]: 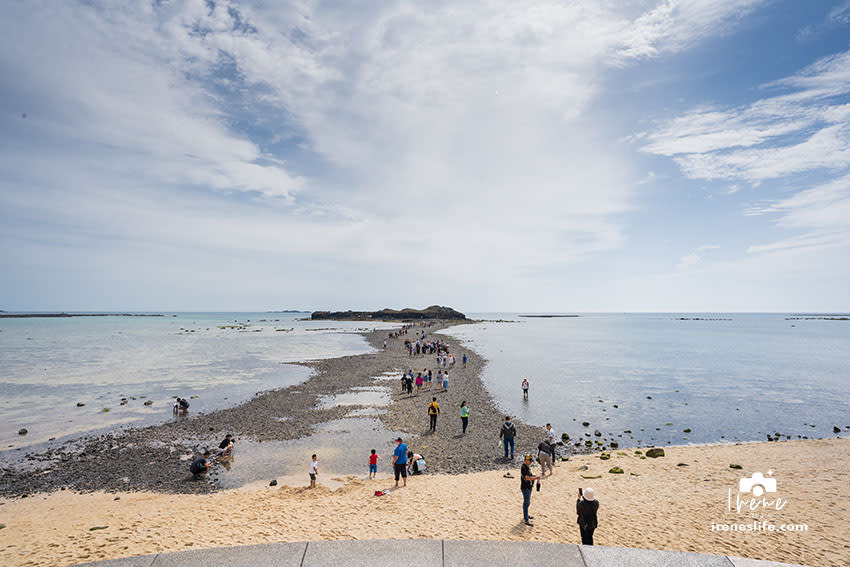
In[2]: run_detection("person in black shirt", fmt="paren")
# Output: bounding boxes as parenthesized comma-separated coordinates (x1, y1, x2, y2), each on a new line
(218, 434, 234, 456)
(576, 487, 599, 545)
(520, 454, 540, 526)
(190, 450, 213, 479)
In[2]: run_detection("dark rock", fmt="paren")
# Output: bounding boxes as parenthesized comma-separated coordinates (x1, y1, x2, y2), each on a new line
(582, 422, 590, 427)
(561, 433, 570, 442)
(609, 441, 618, 449)
(608, 466, 624, 474)
(677, 463, 689, 467)
(834, 426, 841, 433)
(143, 400, 153, 406)
(89, 526, 108, 531)
(683, 428, 691, 433)
(593, 430, 602, 437)
(76, 402, 85, 407)
(729, 464, 743, 470)
(269, 480, 278, 486)
(645, 448, 665, 458)
(18, 429, 27, 436)
(312, 305, 466, 321)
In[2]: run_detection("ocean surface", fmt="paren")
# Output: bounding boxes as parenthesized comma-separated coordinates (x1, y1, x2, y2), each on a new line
(0, 313, 397, 451)
(445, 313, 850, 446)
(2, 312, 848, 463)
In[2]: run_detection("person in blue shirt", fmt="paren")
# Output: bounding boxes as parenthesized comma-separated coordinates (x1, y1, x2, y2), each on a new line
(392, 437, 408, 487)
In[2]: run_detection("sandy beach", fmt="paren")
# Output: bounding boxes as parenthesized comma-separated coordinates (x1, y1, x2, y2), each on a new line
(1, 437, 847, 567)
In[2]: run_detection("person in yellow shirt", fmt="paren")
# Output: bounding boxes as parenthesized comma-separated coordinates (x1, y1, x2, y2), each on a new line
(428, 397, 440, 432)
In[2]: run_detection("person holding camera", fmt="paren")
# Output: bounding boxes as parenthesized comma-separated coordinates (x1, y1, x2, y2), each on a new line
(576, 487, 599, 545)
(520, 454, 540, 526)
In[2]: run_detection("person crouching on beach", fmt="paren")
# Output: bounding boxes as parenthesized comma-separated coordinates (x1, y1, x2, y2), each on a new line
(309, 454, 318, 489)
(218, 433, 234, 456)
(368, 449, 381, 479)
(190, 450, 213, 480)
(577, 487, 599, 545)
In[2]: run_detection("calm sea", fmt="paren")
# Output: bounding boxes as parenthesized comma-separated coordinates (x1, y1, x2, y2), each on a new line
(444, 313, 850, 446)
(0, 313, 397, 451)
(2, 312, 848, 459)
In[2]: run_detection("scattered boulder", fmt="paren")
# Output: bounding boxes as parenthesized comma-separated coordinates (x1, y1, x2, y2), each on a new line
(269, 480, 278, 486)
(609, 441, 619, 449)
(608, 467, 624, 474)
(76, 402, 85, 407)
(599, 452, 611, 461)
(582, 422, 590, 427)
(593, 430, 602, 437)
(645, 448, 665, 458)
(89, 526, 108, 531)
(143, 400, 153, 406)
(683, 428, 692, 433)
(677, 463, 689, 467)
(833, 426, 841, 434)
(18, 428, 28, 435)
(581, 474, 602, 479)
(561, 433, 570, 442)
(729, 464, 743, 470)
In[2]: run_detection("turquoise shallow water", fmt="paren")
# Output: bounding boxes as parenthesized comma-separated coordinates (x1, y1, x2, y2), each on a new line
(443, 313, 850, 446)
(0, 313, 397, 450)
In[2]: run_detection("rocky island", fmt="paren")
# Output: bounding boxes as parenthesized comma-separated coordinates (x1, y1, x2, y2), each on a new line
(311, 305, 466, 320)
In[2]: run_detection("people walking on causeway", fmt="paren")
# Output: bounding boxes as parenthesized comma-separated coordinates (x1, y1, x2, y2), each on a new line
(460, 401, 469, 434)
(500, 416, 517, 460)
(428, 397, 440, 432)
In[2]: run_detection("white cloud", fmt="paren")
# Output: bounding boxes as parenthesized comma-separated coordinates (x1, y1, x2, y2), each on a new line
(1, 0, 817, 311)
(639, 48, 850, 181)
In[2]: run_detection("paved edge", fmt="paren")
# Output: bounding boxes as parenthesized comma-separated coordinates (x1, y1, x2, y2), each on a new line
(69, 541, 808, 567)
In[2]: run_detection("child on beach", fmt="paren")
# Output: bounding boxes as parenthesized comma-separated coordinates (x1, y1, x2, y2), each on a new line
(309, 454, 318, 488)
(368, 449, 381, 479)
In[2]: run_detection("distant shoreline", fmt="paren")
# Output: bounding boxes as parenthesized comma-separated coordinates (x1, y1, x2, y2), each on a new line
(0, 313, 166, 318)
(518, 314, 579, 318)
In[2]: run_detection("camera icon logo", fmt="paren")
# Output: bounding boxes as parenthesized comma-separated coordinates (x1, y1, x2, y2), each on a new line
(739, 471, 776, 497)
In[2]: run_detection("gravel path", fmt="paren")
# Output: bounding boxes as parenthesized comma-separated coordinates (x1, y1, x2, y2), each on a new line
(0, 322, 583, 496)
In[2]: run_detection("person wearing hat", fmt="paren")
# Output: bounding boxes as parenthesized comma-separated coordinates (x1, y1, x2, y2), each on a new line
(392, 437, 408, 487)
(576, 487, 599, 545)
(520, 454, 540, 526)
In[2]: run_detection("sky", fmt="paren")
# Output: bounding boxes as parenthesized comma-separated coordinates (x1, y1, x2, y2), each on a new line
(1, 0, 849, 313)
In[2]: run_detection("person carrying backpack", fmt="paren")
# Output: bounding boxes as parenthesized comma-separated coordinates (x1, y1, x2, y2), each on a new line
(500, 416, 517, 459)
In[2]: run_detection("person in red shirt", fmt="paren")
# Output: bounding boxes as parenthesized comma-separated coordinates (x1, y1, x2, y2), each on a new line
(368, 449, 381, 479)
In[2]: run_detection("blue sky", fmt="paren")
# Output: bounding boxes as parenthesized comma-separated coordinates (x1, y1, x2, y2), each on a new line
(1, 0, 849, 312)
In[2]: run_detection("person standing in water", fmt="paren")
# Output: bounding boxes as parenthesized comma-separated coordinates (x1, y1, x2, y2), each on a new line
(521, 378, 529, 399)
